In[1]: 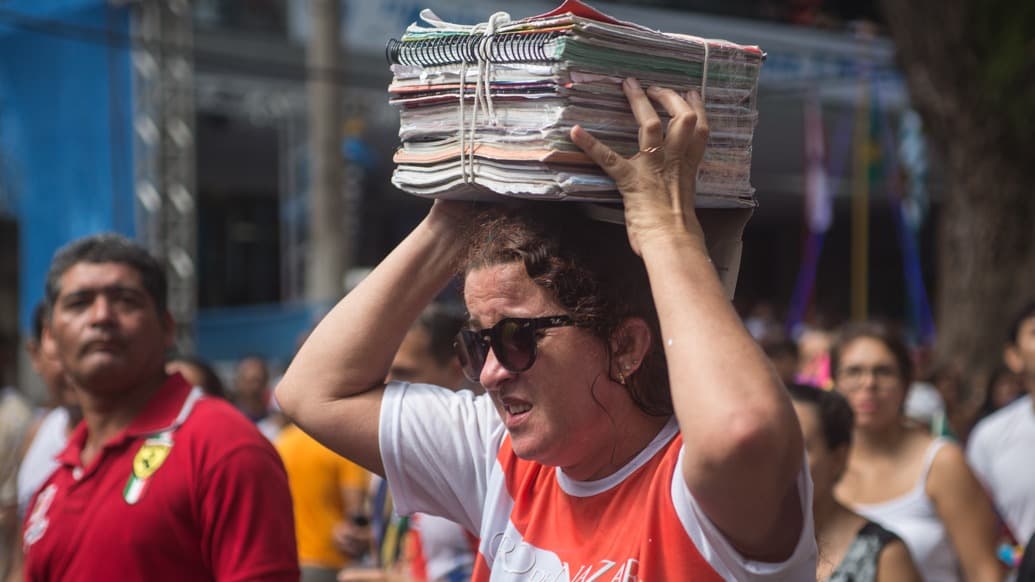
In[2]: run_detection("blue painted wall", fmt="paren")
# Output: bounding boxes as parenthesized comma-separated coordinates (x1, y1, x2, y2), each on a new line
(0, 1, 134, 333)
(196, 302, 330, 367)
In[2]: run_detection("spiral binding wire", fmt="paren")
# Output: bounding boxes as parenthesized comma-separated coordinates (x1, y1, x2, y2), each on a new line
(386, 31, 564, 67)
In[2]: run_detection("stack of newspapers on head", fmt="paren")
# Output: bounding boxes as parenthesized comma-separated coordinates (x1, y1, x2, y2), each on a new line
(387, 0, 764, 207)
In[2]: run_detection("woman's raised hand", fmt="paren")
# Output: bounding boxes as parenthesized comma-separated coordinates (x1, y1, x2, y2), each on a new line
(570, 78, 709, 255)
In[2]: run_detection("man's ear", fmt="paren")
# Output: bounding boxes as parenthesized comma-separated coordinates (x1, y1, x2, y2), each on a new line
(25, 338, 40, 360)
(1005, 343, 1025, 375)
(41, 325, 59, 360)
(609, 317, 652, 378)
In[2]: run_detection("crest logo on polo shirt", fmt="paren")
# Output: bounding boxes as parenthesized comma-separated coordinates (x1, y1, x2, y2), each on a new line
(133, 441, 171, 480)
(124, 433, 173, 505)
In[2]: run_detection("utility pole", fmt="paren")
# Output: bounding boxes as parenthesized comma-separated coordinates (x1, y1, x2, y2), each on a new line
(305, 0, 348, 302)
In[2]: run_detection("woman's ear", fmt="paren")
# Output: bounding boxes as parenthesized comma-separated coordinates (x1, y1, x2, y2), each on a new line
(610, 317, 652, 378)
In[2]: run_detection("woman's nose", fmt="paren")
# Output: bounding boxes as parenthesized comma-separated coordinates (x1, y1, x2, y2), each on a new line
(479, 347, 516, 390)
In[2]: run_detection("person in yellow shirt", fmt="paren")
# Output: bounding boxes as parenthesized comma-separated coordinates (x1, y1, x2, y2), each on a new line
(276, 421, 370, 582)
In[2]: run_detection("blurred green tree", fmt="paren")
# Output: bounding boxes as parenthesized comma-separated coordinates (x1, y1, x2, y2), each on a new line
(880, 1, 1035, 401)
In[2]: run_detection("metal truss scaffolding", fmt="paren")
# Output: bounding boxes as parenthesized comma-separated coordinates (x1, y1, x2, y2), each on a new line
(128, 0, 197, 350)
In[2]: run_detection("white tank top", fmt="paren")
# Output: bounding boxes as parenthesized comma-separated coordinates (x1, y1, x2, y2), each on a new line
(852, 438, 960, 582)
(16, 407, 70, 518)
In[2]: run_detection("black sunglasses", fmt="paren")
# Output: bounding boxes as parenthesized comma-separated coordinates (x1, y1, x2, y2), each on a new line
(454, 315, 574, 382)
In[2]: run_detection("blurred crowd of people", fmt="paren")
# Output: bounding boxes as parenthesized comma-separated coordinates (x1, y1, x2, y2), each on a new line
(0, 82, 1032, 581)
(0, 229, 1032, 582)
(749, 300, 1035, 581)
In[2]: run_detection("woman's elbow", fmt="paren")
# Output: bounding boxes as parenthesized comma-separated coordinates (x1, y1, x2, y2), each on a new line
(272, 376, 299, 419)
(717, 404, 803, 478)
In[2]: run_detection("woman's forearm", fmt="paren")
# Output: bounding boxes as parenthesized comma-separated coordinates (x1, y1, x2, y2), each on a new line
(639, 229, 793, 455)
(640, 227, 803, 557)
(277, 206, 468, 413)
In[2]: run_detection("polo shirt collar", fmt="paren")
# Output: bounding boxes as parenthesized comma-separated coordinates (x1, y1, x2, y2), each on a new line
(126, 373, 196, 437)
(57, 374, 200, 469)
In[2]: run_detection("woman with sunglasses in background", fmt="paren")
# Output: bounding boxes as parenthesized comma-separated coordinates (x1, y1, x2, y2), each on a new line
(830, 322, 1003, 581)
(276, 80, 816, 580)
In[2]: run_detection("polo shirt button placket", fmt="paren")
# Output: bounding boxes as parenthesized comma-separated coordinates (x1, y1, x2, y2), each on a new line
(72, 467, 84, 481)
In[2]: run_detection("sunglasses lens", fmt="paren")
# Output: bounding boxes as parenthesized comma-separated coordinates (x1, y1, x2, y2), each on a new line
(456, 330, 487, 382)
(497, 320, 535, 372)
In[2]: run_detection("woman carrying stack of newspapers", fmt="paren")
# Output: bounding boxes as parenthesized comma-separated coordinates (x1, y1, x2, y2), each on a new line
(276, 79, 817, 580)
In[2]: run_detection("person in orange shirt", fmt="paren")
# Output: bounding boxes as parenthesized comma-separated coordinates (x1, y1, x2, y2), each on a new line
(276, 422, 370, 582)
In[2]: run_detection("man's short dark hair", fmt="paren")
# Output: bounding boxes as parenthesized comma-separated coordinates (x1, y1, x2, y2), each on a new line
(236, 354, 269, 370)
(786, 382, 855, 450)
(415, 303, 465, 367)
(44, 233, 167, 316)
(1007, 301, 1035, 345)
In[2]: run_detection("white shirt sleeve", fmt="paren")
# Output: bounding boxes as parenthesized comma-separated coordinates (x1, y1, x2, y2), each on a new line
(965, 419, 993, 487)
(379, 381, 504, 534)
(672, 449, 818, 581)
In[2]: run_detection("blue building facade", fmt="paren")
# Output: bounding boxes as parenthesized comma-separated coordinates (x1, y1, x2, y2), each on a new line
(0, 0, 135, 334)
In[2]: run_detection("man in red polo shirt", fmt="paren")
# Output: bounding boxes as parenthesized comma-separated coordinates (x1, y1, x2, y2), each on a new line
(20, 233, 299, 581)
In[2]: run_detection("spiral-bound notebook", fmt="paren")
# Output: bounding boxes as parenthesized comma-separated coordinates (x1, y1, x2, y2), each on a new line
(386, 0, 764, 206)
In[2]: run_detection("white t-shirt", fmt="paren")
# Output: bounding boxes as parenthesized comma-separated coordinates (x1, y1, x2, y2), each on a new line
(967, 394, 1035, 543)
(0, 387, 34, 507)
(413, 513, 475, 581)
(16, 406, 70, 518)
(379, 382, 817, 581)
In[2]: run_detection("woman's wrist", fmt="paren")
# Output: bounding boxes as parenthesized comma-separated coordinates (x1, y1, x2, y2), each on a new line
(426, 199, 476, 234)
(415, 204, 474, 261)
(634, 221, 708, 257)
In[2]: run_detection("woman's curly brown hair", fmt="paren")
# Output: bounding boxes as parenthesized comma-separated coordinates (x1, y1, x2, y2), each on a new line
(458, 202, 672, 417)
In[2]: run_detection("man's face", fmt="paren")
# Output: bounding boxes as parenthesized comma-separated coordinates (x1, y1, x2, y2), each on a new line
(46, 262, 172, 395)
(389, 327, 462, 389)
(793, 401, 846, 501)
(234, 358, 269, 399)
(1005, 315, 1035, 392)
(27, 333, 76, 408)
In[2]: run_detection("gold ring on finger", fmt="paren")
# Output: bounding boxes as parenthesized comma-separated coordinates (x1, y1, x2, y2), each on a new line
(640, 145, 664, 154)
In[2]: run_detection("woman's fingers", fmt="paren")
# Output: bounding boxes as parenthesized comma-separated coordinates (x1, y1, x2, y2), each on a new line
(643, 88, 708, 208)
(570, 124, 633, 185)
(572, 82, 711, 215)
(645, 86, 696, 160)
(686, 91, 710, 167)
(643, 87, 710, 164)
(622, 78, 664, 150)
